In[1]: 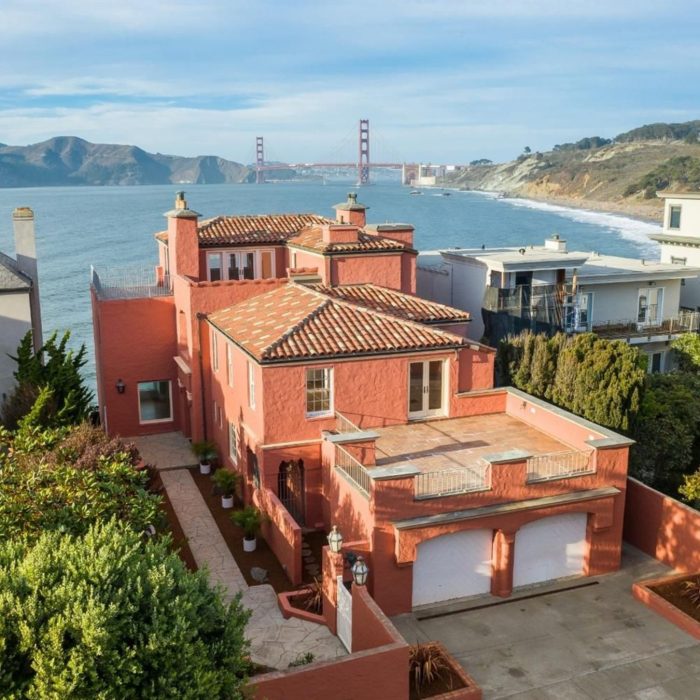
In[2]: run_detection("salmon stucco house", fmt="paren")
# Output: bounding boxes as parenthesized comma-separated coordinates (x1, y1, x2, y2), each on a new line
(91, 192, 632, 617)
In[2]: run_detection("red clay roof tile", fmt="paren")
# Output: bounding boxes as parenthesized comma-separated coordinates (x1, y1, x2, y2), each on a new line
(287, 226, 408, 253)
(208, 284, 465, 362)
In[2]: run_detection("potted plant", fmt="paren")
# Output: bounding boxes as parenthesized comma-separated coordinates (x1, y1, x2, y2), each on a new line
(212, 468, 238, 509)
(191, 440, 217, 475)
(231, 505, 263, 552)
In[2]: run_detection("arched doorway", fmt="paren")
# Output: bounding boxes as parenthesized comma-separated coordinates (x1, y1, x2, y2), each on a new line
(278, 459, 305, 525)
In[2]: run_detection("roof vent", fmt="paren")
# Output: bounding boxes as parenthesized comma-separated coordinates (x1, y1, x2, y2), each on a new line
(519, 248, 526, 255)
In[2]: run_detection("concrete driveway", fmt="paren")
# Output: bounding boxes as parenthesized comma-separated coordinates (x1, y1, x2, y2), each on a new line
(393, 547, 700, 699)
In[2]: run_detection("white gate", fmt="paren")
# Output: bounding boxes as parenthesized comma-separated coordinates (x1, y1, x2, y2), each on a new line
(336, 575, 352, 652)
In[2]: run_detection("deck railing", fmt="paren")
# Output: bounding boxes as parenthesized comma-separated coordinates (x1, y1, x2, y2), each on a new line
(414, 460, 492, 499)
(526, 450, 594, 483)
(91, 266, 172, 300)
(335, 411, 362, 435)
(335, 445, 371, 498)
(592, 310, 700, 339)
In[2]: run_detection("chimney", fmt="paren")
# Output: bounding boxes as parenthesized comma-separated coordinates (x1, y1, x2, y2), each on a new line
(333, 192, 368, 228)
(12, 207, 42, 351)
(164, 191, 201, 279)
(544, 233, 567, 253)
(321, 223, 360, 244)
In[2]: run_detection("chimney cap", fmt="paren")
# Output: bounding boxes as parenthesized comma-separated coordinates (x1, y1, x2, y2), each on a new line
(12, 206, 34, 220)
(164, 190, 201, 219)
(333, 192, 369, 211)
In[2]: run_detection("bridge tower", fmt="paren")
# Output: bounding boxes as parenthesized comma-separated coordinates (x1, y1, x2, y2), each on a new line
(358, 119, 370, 185)
(256, 136, 265, 184)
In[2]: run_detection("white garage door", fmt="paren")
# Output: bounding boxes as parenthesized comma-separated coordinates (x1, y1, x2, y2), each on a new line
(413, 529, 492, 607)
(513, 513, 587, 589)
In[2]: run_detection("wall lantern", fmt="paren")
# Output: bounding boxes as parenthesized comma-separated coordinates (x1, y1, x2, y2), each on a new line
(351, 555, 368, 586)
(115, 379, 126, 394)
(327, 525, 343, 554)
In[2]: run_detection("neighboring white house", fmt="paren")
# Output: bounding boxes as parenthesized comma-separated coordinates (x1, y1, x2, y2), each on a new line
(0, 208, 42, 404)
(417, 235, 700, 373)
(651, 192, 700, 311)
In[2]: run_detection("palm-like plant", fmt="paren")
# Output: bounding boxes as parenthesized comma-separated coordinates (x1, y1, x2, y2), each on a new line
(409, 642, 451, 692)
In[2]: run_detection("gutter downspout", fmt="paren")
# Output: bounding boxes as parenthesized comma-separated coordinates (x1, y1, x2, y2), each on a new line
(196, 312, 208, 441)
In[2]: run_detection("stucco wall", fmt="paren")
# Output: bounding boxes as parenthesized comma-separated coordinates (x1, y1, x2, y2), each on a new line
(662, 197, 700, 237)
(0, 290, 32, 403)
(254, 487, 303, 585)
(92, 293, 179, 437)
(331, 253, 405, 290)
(579, 279, 682, 325)
(624, 477, 700, 572)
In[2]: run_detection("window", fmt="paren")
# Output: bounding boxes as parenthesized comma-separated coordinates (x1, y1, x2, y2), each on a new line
(138, 381, 172, 424)
(248, 361, 256, 409)
(306, 368, 333, 416)
(292, 252, 298, 269)
(212, 331, 219, 372)
(669, 205, 682, 230)
(229, 421, 239, 465)
(671, 256, 687, 265)
(649, 352, 663, 374)
(227, 251, 255, 280)
(638, 287, 664, 325)
(207, 253, 223, 281)
(226, 343, 233, 387)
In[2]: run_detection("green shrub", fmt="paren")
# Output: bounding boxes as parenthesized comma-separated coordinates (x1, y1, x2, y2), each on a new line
(0, 520, 250, 698)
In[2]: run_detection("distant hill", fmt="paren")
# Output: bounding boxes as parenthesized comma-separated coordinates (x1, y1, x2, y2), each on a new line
(444, 120, 700, 221)
(0, 136, 252, 187)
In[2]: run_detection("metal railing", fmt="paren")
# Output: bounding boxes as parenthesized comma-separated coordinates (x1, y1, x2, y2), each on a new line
(526, 450, 594, 483)
(414, 460, 492, 499)
(592, 310, 700, 339)
(335, 445, 371, 498)
(91, 266, 172, 300)
(335, 411, 362, 435)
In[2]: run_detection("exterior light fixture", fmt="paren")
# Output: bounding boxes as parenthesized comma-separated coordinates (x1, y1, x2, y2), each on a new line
(351, 555, 368, 586)
(116, 379, 126, 394)
(327, 525, 343, 554)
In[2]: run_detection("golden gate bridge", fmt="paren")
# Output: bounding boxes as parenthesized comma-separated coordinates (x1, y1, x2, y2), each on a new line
(253, 119, 421, 186)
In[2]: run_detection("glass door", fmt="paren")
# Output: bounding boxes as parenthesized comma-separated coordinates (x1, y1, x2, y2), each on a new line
(408, 360, 445, 419)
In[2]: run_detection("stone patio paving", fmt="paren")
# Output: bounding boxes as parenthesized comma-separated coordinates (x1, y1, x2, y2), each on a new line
(159, 467, 346, 669)
(129, 431, 196, 470)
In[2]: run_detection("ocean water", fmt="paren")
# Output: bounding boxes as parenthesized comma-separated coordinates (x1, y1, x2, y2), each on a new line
(0, 182, 661, 392)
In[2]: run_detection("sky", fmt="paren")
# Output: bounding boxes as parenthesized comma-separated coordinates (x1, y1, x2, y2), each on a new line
(1, 0, 700, 164)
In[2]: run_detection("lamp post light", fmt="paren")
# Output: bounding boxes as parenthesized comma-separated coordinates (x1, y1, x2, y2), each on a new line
(115, 379, 126, 394)
(351, 555, 368, 586)
(327, 525, 343, 554)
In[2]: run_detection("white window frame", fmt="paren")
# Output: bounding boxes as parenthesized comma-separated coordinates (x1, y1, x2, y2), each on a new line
(212, 331, 219, 372)
(248, 361, 256, 409)
(637, 287, 664, 326)
(226, 342, 233, 387)
(305, 367, 334, 417)
(207, 252, 223, 281)
(137, 380, 173, 425)
(229, 421, 239, 465)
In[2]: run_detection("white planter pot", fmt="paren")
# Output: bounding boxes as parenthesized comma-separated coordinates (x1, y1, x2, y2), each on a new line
(243, 537, 257, 553)
(221, 495, 234, 509)
(199, 462, 211, 475)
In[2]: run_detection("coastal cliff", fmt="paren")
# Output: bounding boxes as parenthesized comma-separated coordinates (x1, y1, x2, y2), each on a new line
(443, 121, 700, 222)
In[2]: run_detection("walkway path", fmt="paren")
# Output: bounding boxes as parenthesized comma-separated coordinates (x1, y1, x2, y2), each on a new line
(130, 432, 195, 471)
(160, 468, 346, 669)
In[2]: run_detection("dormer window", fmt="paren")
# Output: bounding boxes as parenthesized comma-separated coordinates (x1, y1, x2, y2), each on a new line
(669, 205, 682, 230)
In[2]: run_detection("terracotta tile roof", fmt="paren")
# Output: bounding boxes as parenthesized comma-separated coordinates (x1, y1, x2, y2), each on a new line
(307, 284, 470, 324)
(287, 226, 409, 253)
(208, 284, 465, 363)
(155, 213, 332, 247)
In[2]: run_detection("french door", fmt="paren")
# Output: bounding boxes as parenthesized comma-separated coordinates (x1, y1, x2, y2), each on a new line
(409, 360, 445, 419)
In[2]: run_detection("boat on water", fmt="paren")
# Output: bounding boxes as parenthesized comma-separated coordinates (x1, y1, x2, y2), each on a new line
(441, 191, 452, 196)
(409, 190, 422, 195)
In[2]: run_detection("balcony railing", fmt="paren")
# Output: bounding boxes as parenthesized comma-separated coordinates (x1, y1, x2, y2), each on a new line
(526, 450, 594, 483)
(335, 411, 362, 435)
(91, 266, 172, 300)
(592, 310, 700, 339)
(414, 460, 492, 499)
(335, 445, 371, 498)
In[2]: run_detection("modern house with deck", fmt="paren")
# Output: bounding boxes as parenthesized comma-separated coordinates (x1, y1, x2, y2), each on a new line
(90, 193, 632, 618)
(417, 235, 700, 372)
